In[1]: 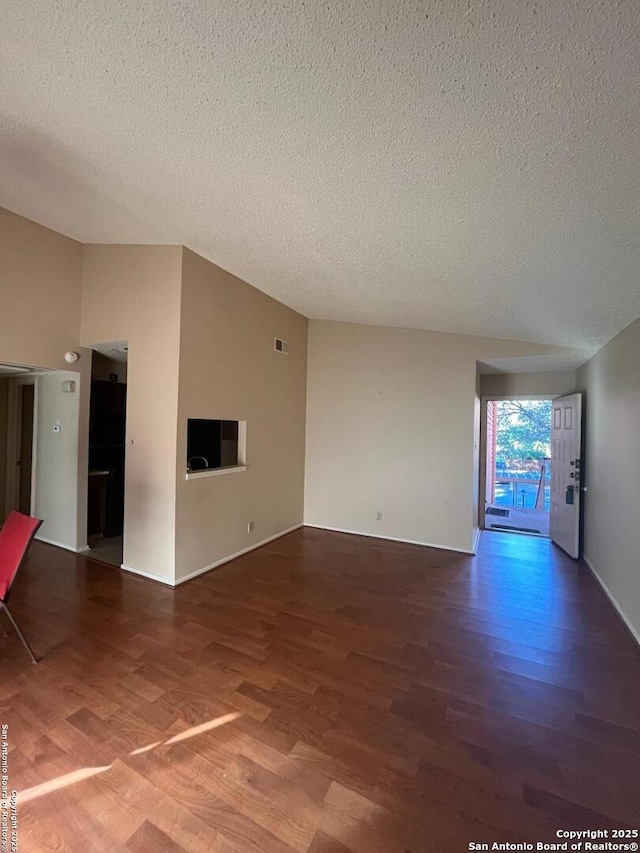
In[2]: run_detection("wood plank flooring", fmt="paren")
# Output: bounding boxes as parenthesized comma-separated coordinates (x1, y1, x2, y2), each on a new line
(1, 528, 639, 851)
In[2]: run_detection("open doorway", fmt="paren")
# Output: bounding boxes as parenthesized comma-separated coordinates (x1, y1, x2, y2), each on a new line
(17, 384, 35, 514)
(484, 398, 552, 536)
(0, 365, 38, 520)
(87, 343, 128, 567)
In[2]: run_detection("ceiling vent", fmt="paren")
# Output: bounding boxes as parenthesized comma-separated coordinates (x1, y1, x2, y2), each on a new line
(274, 338, 290, 355)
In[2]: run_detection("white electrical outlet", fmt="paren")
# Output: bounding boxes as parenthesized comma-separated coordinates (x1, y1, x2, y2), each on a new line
(376, 511, 383, 521)
(247, 521, 254, 533)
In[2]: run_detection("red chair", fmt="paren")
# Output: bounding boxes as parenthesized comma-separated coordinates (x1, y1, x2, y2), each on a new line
(0, 511, 43, 664)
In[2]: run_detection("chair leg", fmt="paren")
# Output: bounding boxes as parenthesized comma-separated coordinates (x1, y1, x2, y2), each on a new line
(0, 603, 38, 664)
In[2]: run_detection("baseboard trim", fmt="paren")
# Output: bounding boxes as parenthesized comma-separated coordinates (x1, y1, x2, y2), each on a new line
(35, 534, 90, 554)
(583, 555, 640, 648)
(120, 564, 175, 587)
(175, 523, 304, 586)
(303, 524, 475, 555)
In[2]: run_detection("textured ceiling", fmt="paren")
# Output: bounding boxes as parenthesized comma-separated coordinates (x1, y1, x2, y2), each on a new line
(1, 1, 639, 351)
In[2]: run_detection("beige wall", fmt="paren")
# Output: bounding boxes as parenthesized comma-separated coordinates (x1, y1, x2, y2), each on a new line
(480, 370, 576, 398)
(0, 208, 83, 370)
(81, 245, 183, 583)
(305, 320, 586, 553)
(0, 209, 87, 541)
(175, 248, 307, 582)
(4, 225, 306, 583)
(576, 318, 640, 642)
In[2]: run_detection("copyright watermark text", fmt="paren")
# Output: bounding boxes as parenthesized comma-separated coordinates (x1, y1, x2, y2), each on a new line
(468, 829, 639, 852)
(1, 725, 18, 853)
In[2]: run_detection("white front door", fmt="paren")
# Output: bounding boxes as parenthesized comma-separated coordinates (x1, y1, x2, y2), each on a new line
(550, 393, 583, 558)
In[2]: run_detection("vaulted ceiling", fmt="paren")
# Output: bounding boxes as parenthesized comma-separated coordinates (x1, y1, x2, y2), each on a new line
(1, 0, 638, 351)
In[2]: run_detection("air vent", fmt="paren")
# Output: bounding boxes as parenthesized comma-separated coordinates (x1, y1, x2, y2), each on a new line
(274, 338, 290, 355)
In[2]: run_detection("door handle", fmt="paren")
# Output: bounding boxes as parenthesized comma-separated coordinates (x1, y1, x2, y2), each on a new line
(565, 485, 575, 505)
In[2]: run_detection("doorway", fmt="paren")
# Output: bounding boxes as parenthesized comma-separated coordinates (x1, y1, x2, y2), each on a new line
(17, 384, 35, 514)
(1, 368, 38, 521)
(484, 398, 552, 536)
(87, 345, 128, 567)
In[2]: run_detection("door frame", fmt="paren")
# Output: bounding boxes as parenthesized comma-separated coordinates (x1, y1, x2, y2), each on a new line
(4, 375, 39, 517)
(479, 394, 555, 531)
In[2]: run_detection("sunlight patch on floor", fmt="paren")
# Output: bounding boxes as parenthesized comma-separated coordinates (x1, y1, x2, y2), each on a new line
(16, 711, 242, 804)
(164, 712, 241, 745)
(17, 765, 112, 804)
(128, 741, 162, 756)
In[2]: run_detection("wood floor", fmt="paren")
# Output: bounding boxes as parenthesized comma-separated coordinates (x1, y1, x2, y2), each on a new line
(2, 528, 639, 851)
